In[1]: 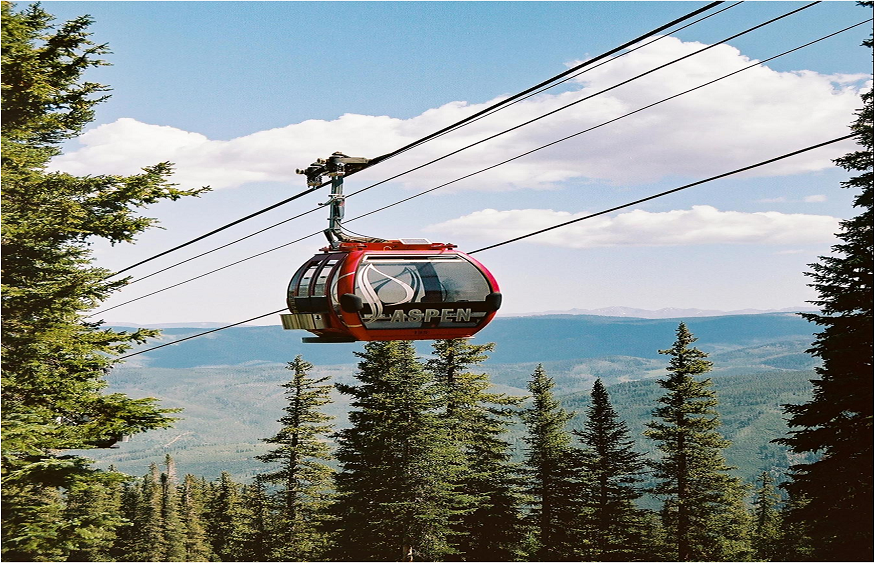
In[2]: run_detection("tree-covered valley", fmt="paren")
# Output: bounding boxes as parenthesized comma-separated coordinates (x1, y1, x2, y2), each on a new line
(91, 313, 817, 487)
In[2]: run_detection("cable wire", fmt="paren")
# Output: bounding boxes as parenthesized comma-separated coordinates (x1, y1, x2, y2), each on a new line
(421, 1, 745, 140)
(341, 1, 819, 201)
(371, 1, 743, 153)
(468, 134, 856, 254)
(109, 1, 728, 277)
(114, 0, 806, 286)
(89, 16, 865, 318)
(115, 133, 857, 360)
(115, 309, 289, 360)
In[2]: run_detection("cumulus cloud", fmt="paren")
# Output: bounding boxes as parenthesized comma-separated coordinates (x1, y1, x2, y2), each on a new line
(50, 36, 866, 190)
(425, 205, 841, 248)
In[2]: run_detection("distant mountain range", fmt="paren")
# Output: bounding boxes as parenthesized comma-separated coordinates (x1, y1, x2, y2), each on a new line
(91, 311, 821, 485)
(111, 312, 819, 369)
(506, 306, 819, 319)
(105, 306, 819, 328)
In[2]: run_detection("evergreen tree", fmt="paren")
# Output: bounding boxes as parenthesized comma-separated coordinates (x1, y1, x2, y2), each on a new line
(238, 482, 273, 562)
(777, 19, 873, 559)
(160, 455, 186, 561)
(426, 339, 526, 561)
(332, 340, 463, 562)
(113, 480, 143, 561)
(61, 468, 126, 562)
(179, 474, 212, 562)
(520, 364, 580, 561)
(774, 493, 813, 561)
(751, 471, 782, 561)
(206, 472, 246, 562)
(644, 323, 751, 561)
(1, 4, 203, 558)
(575, 378, 647, 561)
(256, 355, 335, 561)
(135, 463, 168, 561)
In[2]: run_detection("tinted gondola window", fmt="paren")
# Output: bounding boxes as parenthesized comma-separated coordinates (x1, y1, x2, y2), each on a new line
(354, 255, 492, 329)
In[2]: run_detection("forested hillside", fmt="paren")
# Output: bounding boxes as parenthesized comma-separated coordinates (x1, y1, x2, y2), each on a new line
(87, 313, 815, 485)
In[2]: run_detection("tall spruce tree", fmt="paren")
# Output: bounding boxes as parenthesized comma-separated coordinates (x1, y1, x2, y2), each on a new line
(426, 339, 526, 561)
(575, 378, 647, 561)
(205, 472, 247, 562)
(777, 18, 873, 559)
(256, 355, 335, 561)
(751, 471, 782, 561)
(113, 480, 143, 561)
(644, 323, 751, 561)
(332, 340, 463, 562)
(136, 463, 168, 561)
(160, 455, 186, 561)
(1, 4, 203, 558)
(179, 474, 212, 562)
(520, 364, 580, 561)
(60, 469, 126, 562)
(238, 482, 273, 562)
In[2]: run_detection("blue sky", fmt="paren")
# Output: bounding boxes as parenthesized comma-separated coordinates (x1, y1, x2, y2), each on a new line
(41, 1, 873, 325)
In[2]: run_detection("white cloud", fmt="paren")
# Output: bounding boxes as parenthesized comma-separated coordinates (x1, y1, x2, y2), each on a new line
(50, 36, 866, 191)
(804, 194, 828, 202)
(425, 205, 841, 248)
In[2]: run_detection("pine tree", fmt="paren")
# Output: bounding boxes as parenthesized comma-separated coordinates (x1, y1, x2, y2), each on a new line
(113, 480, 143, 561)
(774, 493, 813, 561)
(575, 378, 647, 561)
(426, 339, 526, 561)
(520, 364, 580, 561)
(751, 471, 782, 561)
(205, 472, 246, 562)
(332, 340, 463, 562)
(160, 455, 186, 561)
(644, 323, 751, 561)
(135, 463, 168, 561)
(256, 355, 335, 561)
(179, 474, 213, 562)
(238, 482, 273, 562)
(1, 4, 203, 558)
(61, 468, 126, 562)
(777, 19, 873, 559)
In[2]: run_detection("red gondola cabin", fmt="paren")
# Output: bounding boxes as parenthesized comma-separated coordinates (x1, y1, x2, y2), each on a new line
(281, 239, 501, 343)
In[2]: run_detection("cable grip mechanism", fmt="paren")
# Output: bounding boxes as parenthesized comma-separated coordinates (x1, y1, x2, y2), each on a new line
(296, 152, 370, 249)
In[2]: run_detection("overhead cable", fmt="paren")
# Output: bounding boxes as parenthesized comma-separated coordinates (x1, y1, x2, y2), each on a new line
(115, 133, 856, 360)
(88, 17, 865, 317)
(366, 1, 730, 163)
(113, 0, 807, 285)
(115, 309, 288, 360)
(109, 1, 728, 277)
(468, 134, 856, 253)
(421, 1, 745, 138)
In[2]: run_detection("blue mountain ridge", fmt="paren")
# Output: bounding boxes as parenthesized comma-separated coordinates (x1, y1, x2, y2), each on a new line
(113, 312, 816, 368)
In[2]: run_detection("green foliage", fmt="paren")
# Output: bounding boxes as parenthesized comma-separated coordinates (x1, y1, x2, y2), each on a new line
(575, 378, 649, 560)
(779, 27, 873, 559)
(256, 356, 335, 561)
(751, 471, 782, 561)
(1, 3, 205, 559)
(427, 339, 527, 561)
(645, 323, 752, 561)
(206, 472, 248, 561)
(179, 474, 213, 561)
(520, 364, 580, 561)
(61, 468, 126, 561)
(331, 341, 463, 561)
